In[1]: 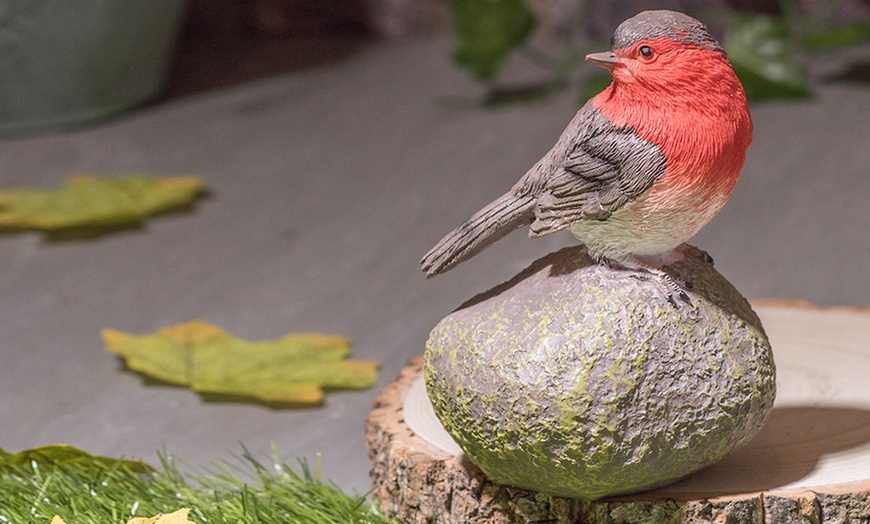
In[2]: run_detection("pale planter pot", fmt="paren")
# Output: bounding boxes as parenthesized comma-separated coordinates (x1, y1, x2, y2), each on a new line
(0, 0, 188, 135)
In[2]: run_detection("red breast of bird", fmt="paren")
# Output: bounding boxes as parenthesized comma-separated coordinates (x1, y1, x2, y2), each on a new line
(576, 31, 753, 260)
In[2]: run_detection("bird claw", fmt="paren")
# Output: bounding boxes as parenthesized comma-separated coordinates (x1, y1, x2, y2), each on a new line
(676, 280, 693, 303)
(660, 280, 691, 307)
(628, 270, 689, 307)
(619, 258, 691, 307)
(665, 275, 692, 307)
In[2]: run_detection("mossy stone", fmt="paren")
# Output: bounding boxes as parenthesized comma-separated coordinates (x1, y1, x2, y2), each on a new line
(424, 245, 776, 500)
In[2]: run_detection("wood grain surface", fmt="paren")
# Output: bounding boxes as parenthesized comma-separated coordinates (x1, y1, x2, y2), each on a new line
(367, 302, 870, 523)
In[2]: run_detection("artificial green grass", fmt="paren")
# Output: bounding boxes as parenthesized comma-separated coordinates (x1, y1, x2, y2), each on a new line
(0, 445, 400, 524)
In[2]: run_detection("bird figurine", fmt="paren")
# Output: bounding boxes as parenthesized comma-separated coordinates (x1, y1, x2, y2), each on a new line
(421, 10, 752, 302)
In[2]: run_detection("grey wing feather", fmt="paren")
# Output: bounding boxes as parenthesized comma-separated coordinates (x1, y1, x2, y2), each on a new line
(420, 103, 666, 275)
(421, 191, 536, 277)
(526, 104, 667, 237)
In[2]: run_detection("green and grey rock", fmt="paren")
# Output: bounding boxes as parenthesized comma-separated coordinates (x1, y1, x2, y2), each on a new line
(424, 244, 776, 500)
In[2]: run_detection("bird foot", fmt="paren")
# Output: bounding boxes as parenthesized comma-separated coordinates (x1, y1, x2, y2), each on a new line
(628, 268, 691, 307)
(603, 252, 691, 307)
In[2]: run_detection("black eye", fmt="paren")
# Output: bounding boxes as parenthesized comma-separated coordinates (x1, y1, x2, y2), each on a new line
(640, 45, 652, 58)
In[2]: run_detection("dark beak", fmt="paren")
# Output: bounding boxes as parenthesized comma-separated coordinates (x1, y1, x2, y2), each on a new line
(585, 51, 619, 71)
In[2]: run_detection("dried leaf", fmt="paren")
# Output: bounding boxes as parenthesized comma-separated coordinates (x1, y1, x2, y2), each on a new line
(128, 508, 195, 524)
(0, 174, 206, 238)
(54, 508, 194, 524)
(103, 321, 379, 405)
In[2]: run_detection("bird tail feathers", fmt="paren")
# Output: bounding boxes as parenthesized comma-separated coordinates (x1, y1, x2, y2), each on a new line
(421, 192, 535, 277)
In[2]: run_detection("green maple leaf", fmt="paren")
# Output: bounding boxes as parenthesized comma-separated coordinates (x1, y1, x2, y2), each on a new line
(0, 174, 206, 238)
(103, 321, 379, 406)
(0, 444, 153, 475)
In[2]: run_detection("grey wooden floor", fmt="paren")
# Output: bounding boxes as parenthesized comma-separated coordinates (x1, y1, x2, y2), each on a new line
(0, 36, 868, 493)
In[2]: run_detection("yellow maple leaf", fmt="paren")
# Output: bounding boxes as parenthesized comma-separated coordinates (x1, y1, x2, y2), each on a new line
(0, 174, 205, 238)
(103, 321, 379, 405)
(128, 508, 195, 524)
(53, 508, 194, 524)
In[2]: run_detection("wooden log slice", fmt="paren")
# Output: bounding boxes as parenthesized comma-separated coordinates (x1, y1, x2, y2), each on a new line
(365, 302, 870, 523)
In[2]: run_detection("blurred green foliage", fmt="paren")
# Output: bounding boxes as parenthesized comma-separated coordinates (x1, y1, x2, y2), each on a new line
(447, 0, 536, 80)
(800, 22, 870, 50)
(445, 1, 870, 104)
(725, 14, 811, 99)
